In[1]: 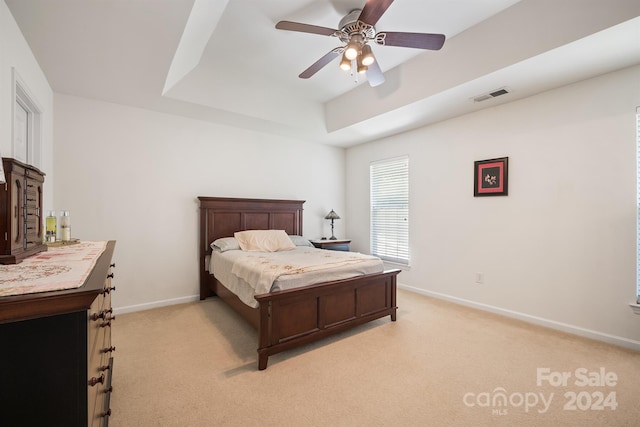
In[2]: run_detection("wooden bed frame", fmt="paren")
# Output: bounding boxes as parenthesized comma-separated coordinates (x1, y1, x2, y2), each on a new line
(198, 197, 399, 370)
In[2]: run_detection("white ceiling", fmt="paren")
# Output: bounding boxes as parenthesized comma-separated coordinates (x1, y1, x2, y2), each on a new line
(5, 0, 640, 147)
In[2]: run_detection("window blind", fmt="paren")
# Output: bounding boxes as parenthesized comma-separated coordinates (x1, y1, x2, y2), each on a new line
(370, 156, 409, 264)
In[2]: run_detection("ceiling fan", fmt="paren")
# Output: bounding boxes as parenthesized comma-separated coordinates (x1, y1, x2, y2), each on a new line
(275, 0, 446, 87)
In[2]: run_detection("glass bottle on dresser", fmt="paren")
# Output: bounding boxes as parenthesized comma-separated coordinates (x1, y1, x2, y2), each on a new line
(60, 211, 71, 242)
(46, 211, 57, 242)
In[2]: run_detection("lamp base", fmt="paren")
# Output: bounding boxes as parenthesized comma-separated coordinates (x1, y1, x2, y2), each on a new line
(329, 220, 337, 240)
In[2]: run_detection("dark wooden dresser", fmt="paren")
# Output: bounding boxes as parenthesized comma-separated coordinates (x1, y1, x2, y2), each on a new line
(0, 157, 47, 264)
(0, 240, 116, 427)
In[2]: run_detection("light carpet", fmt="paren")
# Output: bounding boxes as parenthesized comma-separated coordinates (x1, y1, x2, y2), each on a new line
(110, 289, 640, 426)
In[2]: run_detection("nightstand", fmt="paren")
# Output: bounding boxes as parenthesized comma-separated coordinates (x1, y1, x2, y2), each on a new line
(310, 239, 351, 251)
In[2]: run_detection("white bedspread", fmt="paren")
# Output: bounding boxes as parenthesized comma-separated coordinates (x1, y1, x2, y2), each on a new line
(211, 247, 384, 308)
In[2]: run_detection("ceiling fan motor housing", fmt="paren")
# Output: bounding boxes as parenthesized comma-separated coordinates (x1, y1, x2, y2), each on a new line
(338, 9, 375, 44)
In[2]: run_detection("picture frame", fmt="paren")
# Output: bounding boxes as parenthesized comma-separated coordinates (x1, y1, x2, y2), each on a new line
(474, 157, 508, 197)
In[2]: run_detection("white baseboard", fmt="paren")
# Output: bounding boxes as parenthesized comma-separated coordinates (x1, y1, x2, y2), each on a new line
(398, 284, 640, 352)
(114, 294, 200, 315)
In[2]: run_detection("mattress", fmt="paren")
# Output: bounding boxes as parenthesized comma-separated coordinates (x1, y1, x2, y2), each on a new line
(210, 247, 384, 308)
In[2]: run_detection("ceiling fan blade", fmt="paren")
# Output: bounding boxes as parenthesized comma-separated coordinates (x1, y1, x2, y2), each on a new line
(276, 21, 338, 37)
(358, 0, 395, 26)
(299, 48, 344, 79)
(366, 60, 385, 87)
(375, 32, 446, 50)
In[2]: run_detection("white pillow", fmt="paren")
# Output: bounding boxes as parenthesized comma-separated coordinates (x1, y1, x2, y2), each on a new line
(211, 237, 240, 252)
(289, 235, 313, 247)
(234, 230, 296, 252)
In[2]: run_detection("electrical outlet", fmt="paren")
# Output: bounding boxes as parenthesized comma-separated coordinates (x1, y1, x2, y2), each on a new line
(475, 272, 484, 284)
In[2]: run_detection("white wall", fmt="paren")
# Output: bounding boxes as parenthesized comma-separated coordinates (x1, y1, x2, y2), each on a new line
(346, 65, 640, 349)
(53, 94, 345, 312)
(0, 0, 53, 208)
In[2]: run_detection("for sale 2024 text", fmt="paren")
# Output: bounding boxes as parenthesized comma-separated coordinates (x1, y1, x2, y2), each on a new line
(537, 367, 618, 411)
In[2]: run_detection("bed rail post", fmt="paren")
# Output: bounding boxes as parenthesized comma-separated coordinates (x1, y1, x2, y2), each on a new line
(257, 301, 272, 370)
(389, 271, 397, 321)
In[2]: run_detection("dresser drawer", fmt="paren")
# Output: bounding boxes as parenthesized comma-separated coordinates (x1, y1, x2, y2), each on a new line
(95, 357, 114, 427)
(88, 264, 115, 426)
(88, 345, 112, 427)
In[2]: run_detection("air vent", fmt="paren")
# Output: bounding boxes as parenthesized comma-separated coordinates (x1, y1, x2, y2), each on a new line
(472, 87, 510, 103)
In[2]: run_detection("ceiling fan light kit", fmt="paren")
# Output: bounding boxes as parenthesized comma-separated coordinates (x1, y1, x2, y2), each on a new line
(275, 0, 446, 87)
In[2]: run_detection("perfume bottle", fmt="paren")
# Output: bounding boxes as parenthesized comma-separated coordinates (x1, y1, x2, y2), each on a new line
(60, 211, 71, 242)
(46, 211, 57, 242)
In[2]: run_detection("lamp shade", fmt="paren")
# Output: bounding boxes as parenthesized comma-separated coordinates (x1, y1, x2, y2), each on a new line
(361, 44, 375, 66)
(344, 34, 363, 60)
(356, 55, 368, 74)
(324, 209, 340, 220)
(339, 53, 351, 71)
(344, 43, 359, 60)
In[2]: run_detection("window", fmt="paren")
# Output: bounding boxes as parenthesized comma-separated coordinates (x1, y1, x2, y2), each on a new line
(12, 68, 42, 167)
(636, 107, 640, 303)
(14, 99, 29, 163)
(370, 156, 409, 265)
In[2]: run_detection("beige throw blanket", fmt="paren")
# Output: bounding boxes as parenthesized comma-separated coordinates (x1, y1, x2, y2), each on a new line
(226, 247, 382, 297)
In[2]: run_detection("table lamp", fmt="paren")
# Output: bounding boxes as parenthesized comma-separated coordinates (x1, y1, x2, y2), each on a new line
(324, 209, 340, 240)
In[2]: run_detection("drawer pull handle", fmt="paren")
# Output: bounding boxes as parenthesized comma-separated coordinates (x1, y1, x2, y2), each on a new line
(102, 408, 112, 418)
(105, 386, 113, 393)
(110, 263, 116, 268)
(100, 320, 112, 328)
(88, 374, 104, 386)
(102, 346, 116, 354)
(107, 273, 115, 279)
(101, 286, 116, 295)
(90, 308, 113, 321)
(99, 364, 111, 372)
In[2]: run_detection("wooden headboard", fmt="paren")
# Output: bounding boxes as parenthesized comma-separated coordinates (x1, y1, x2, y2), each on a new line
(197, 197, 305, 299)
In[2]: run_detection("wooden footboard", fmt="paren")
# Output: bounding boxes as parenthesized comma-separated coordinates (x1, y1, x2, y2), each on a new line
(254, 269, 399, 370)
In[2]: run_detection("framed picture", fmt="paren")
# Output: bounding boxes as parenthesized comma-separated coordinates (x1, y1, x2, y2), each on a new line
(474, 157, 508, 197)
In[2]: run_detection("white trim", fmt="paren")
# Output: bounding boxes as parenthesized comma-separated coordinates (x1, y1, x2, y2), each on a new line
(630, 303, 640, 315)
(11, 67, 43, 168)
(113, 294, 200, 315)
(399, 284, 640, 352)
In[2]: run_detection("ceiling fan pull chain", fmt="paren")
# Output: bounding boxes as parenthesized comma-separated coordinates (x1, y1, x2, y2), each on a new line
(352, 61, 359, 84)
